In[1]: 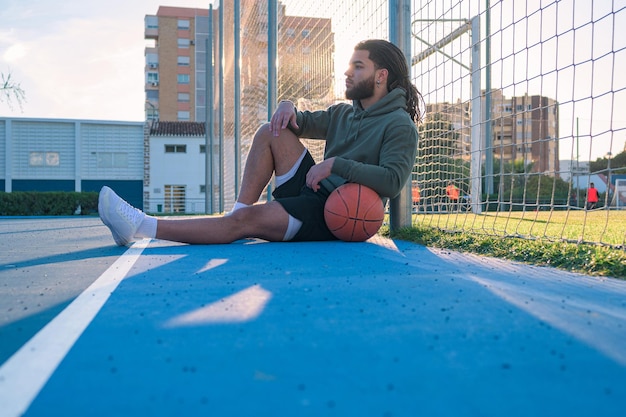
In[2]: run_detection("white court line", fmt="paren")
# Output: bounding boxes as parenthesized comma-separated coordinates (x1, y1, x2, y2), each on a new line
(0, 239, 150, 417)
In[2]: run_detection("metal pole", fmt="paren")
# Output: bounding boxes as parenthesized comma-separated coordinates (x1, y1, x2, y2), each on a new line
(470, 16, 482, 214)
(268, 0, 277, 117)
(206, 5, 215, 214)
(266, 0, 278, 201)
(389, 0, 413, 230)
(576, 116, 580, 206)
(234, 0, 241, 199)
(484, 0, 493, 196)
(205, 36, 210, 214)
(219, 2, 224, 213)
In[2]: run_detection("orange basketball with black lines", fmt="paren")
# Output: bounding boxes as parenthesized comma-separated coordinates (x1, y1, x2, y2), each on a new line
(324, 183, 384, 242)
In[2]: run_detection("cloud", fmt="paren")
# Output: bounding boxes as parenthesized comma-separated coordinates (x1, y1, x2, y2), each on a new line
(1, 14, 147, 120)
(0, 0, 220, 119)
(2, 43, 28, 63)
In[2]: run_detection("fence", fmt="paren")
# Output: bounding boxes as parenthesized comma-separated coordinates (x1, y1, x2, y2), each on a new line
(207, 0, 626, 248)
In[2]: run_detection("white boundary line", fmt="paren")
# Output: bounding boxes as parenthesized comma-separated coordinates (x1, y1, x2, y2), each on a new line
(0, 239, 150, 417)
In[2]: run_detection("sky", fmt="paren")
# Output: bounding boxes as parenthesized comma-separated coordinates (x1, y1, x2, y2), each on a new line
(1, 0, 625, 162)
(0, 0, 210, 122)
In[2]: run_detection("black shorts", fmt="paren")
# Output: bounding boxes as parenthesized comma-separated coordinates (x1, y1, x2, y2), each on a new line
(272, 151, 338, 242)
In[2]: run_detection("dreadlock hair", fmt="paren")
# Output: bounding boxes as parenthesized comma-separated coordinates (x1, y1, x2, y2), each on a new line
(354, 39, 424, 124)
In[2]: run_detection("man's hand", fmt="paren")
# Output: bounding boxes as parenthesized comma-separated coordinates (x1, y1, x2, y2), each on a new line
(269, 100, 299, 137)
(306, 157, 335, 192)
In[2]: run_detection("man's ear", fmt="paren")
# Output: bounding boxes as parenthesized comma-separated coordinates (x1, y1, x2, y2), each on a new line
(377, 68, 389, 84)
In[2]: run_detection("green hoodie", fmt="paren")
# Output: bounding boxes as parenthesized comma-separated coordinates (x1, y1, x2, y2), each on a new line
(291, 88, 418, 198)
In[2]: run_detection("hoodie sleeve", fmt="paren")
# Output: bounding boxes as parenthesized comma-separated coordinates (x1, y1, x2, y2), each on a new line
(331, 123, 418, 198)
(288, 107, 332, 138)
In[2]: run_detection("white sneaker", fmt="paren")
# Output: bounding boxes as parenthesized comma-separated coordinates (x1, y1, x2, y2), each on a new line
(98, 186, 145, 246)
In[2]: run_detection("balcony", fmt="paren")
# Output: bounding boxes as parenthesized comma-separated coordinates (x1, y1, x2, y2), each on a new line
(145, 15, 158, 39)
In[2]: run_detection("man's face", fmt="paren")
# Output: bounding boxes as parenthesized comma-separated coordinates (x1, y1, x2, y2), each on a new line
(344, 49, 377, 101)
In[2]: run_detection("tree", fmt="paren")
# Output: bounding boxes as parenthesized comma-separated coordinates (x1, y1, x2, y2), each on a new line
(489, 158, 571, 208)
(589, 149, 626, 175)
(1, 72, 26, 111)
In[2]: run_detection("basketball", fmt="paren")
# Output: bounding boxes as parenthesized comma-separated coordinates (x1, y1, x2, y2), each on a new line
(324, 183, 385, 242)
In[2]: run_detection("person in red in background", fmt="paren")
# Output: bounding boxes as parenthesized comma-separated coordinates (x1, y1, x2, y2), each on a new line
(411, 180, 420, 212)
(586, 182, 599, 210)
(445, 181, 460, 211)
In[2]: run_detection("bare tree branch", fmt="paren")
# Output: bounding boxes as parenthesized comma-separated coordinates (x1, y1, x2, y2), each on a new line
(1, 72, 26, 111)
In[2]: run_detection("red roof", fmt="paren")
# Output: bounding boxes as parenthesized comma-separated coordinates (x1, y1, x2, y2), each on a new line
(149, 121, 205, 136)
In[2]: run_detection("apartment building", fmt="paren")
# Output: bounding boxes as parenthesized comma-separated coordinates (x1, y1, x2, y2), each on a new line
(144, 3, 334, 124)
(425, 89, 559, 176)
(144, 6, 210, 122)
(490, 90, 559, 174)
(142, 3, 335, 213)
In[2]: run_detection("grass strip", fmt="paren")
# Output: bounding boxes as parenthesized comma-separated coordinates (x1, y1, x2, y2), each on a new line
(384, 225, 626, 279)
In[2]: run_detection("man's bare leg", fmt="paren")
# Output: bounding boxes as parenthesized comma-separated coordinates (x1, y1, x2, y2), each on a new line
(99, 123, 304, 246)
(155, 201, 289, 244)
(236, 123, 305, 205)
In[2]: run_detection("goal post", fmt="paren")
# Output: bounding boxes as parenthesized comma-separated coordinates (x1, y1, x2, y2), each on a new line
(611, 179, 626, 209)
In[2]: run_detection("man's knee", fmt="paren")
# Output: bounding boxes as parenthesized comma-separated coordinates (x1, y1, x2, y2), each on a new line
(228, 202, 290, 241)
(252, 123, 273, 143)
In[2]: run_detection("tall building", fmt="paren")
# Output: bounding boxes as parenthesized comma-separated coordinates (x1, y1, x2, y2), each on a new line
(144, 3, 334, 125)
(142, 3, 335, 213)
(424, 89, 560, 176)
(490, 90, 559, 175)
(144, 6, 211, 122)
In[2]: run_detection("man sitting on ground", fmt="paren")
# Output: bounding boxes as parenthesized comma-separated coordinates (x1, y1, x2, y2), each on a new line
(99, 39, 423, 245)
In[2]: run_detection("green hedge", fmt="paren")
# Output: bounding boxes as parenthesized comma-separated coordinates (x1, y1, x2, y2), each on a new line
(0, 191, 99, 216)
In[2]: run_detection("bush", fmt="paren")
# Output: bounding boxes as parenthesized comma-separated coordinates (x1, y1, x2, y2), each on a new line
(0, 191, 99, 216)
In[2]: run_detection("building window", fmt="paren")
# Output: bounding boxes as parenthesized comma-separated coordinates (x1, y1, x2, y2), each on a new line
(177, 111, 190, 120)
(145, 16, 158, 29)
(146, 53, 158, 68)
(178, 56, 190, 66)
(302, 29, 311, 38)
(97, 152, 128, 168)
(29, 151, 59, 166)
(165, 145, 186, 153)
(178, 38, 190, 48)
(177, 74, 190, 84)
(200, 184, 206, 193)
(200, 144, 206, 153)
(178, 19, 190, 30)
(147, 73, 159, 84)
(286, 28, 295, 37)
(178, 93, 190, 102)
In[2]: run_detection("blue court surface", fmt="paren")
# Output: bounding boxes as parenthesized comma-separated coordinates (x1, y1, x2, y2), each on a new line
(1, 217, 625, 417)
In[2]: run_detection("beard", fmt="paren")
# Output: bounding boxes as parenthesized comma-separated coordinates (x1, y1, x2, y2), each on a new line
(345, 74, 376, 100)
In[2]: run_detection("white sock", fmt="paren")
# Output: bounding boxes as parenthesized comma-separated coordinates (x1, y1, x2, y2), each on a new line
(226, 201, 250, 216)
(136, 215, 158, 238)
